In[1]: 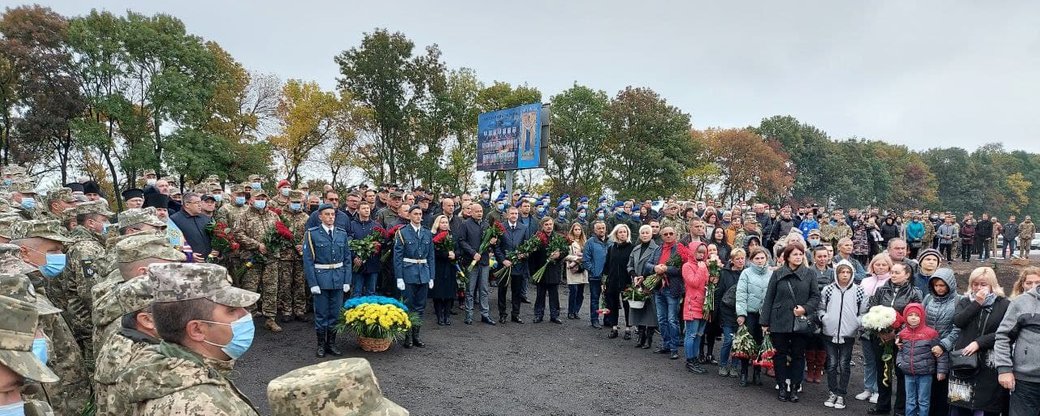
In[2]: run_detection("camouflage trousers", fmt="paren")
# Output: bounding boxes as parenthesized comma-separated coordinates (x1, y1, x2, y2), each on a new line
(23, 313, 92, 415)
(278, 259, 308, 317)
(241, 257, 280, 317)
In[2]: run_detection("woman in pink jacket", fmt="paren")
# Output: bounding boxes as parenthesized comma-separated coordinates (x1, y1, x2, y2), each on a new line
(683, 241, 710, 374)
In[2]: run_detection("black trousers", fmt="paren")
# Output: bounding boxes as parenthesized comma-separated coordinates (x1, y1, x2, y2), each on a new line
(533, 283, 560, 319)
(497, 273, 524, 318)
(771, 332, 809, 387)
(872, 337, 906, 413)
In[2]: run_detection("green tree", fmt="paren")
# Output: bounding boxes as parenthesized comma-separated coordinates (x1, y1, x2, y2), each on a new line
(270, 79, 348, 186)
(546, 83, 609, 197)
(754, 115, 838, 204)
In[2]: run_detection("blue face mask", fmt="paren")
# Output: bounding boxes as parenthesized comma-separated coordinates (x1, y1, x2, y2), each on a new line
(20, 198, 35, 210)
(280, 188, 290, 197)
(2, 178, 11, 186)
(250, 182, 261, 190)
(579, 212, 587, 219)
(289, 202, 302, 212)
(40, 253, 66, 278)
(559, 200, 570, 208)
(253, 200, 267, 210)
(202, 314, 255, 359)
(234, 196, 246, 206)
(32, 338, 48, 365)
(537, 207, 545, 215)
(212, 194, 223, 203)
(0, 401, 25, 416)
(497, 203, 506, 211)
(101, 222, 111, 236)
(597, 212, 605, 220)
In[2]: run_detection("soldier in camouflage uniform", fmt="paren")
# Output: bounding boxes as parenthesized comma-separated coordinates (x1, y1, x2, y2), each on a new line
(1019, 216, 1036, 259)
(92, 209, 166, 343)
(266, 358, 409, 416)
(120, 263, 260, 415)
(278, 190, 310, 322)
(9, 220, 92, 415)
(270, 179, 292, 211)
(375, 191, 404, 227)
(94, 274, 160, 416)
(41, 187, 77, 223)
(0, 294, 59, 416)
(216, 183, 250, 286)
(10, 181, 40, 220)
(56, 201, 114, 361)
(233, 188, 282, 332)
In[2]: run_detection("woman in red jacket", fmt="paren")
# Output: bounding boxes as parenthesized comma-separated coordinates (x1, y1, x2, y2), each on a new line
(683, 241, 709, 374)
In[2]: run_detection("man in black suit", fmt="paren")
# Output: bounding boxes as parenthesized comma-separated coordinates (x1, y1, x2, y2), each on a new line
(457, 203, 497, 325)
(495, 206, 531, 324)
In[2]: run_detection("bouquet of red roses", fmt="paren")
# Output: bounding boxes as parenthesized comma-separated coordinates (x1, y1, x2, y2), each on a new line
(374, 224, 405, 263)
(752, 334, 776, 370)
(205, 221, 239, 263)
(259, 220, 294, 264)
(492, 237, 540, 282)
(432, 230, 455, 254)
(348, 233, 380, 271)
(468, 220, 505, 273)
(530, 233, 569, 283)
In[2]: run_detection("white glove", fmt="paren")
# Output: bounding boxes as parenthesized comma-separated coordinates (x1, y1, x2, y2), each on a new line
(310, 286, 321, 295)
(343, 284, 350, 292)
(429, 280, 435, 289)
(396, 278, 405, 291)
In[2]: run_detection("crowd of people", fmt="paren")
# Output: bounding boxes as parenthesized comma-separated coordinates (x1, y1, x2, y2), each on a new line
(2, 161, 1040, 416)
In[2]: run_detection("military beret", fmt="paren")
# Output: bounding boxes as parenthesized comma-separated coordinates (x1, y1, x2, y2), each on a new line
(114, 233, 185, 264)
(266, 358, 408, 416)
(150, 263, 259, 307)
(143, 193, 169, 209)
(121, 188, 144, 201)
(83, 181, 101, 195)
(9, 220, 74, 243)
(117, 207, 166, 230)
(578, 196, 589, 203)
(0, 295, 59, 382)
(277, 179, 291, 189)
(115, 275, 155, 314)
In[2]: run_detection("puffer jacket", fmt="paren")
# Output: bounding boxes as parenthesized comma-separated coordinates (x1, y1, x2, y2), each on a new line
(819, 261, 868, 343)
(736, 263, 770, 317)
(760, 264, 821, 334)
(923, 268, 962, 352)
(897, 304, 950, 376)
(869, 277, 923, 315)
(682, 241, 709, 321)
(995, 285, 1040, 383)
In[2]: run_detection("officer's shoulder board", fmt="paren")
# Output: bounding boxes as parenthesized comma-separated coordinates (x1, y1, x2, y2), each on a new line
(307, 225, 322, 232)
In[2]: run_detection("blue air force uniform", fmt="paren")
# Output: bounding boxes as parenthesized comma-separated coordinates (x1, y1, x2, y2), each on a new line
(302, 222, 352, 341)
(393, 222, 436, 347)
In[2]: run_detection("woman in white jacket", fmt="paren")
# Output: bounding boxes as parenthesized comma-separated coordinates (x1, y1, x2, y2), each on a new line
(818, 260, 868, 409)
(564, 222, 589, 320)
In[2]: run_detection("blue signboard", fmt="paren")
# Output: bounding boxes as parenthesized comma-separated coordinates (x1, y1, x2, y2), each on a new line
(476, 103, 543, 172)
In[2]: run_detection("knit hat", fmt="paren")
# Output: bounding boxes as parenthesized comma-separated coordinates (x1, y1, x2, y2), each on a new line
(917, 248, 943, 263)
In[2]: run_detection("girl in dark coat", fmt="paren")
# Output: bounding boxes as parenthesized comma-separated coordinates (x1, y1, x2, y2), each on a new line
(531, 218, 565, 323)
(604, 224, 635, 338)
(430, 215, 459, 326)
(948, 268, 1011, 416)
(716, 248, 745, 376)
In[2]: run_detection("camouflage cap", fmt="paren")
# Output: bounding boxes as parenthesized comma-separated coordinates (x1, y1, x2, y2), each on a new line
(248, 174, 262, 182)
(150, 263, 259, 307)
(205, 175, 220, 183)
(45, 187, 77, 204)
(117, 207, 166, 230)
(115, 275, 155, 314)
(234, 183, 252, 195)
(0, 215, 19, 239)
(9, 220, 74, 243)
(114, 233, 185, 264)
(289, 190, 305, 201)
(0, 295, 59, 382)
(252, 188, 269, 198)
(0, 272, 61, 315)
(0, 243, 35, 275)
(208, 182, 223, 192)
(11, 181, 37, 195)
(141, 169, 156, 177)
(2, 165, 26, 175)
(267, 358, 408, 416)
(62, 200, 115, 219)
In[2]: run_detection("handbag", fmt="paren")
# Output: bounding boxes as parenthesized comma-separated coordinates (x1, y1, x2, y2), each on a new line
(949, 350, 980, 375)
(786, 280, 818, 334)
(722, 284, 737, 307)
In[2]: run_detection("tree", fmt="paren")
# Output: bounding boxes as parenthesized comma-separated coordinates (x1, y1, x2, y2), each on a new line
(602, 86, 695, 199)
(1006, 172, 1031, 215)
(270, 79, 347, 186)
(546, 83, 609, 197)
(703, 127, 794, 205)
(754, 115, 838, 204)
(439, 68, 482, 192)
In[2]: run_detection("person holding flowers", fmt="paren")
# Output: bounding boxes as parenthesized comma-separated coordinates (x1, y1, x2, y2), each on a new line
(430, 214, 459, 326)
(866, 261, 923, 415)
(649, 226, 685, 360)
(603, 224, 635, 338)
(458, 203, 498, 325)
(348, 200, 381, 297)
(760, 242, 820, 403)
(736, 247, 772, 386)
(393, 205, 436, 348)
(496, 206, 532, 324)
(564, 222, 589, 320)
(818, 260, 868, 409)
(529, 217, 565, 324)
(716, 248, 746, 377)
(682, 241, 710, 374)
(628, 224, 659, 349)
(303, 204, 352, 357)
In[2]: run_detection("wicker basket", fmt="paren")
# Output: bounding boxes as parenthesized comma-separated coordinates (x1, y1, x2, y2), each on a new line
(357, 336, 392, 352)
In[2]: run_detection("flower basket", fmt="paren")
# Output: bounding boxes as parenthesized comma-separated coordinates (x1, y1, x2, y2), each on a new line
(628, 300, 646, 309)
(358, 336, 392, 352)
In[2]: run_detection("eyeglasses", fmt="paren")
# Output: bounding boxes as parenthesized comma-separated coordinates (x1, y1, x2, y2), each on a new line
(662, 232, 675, 236)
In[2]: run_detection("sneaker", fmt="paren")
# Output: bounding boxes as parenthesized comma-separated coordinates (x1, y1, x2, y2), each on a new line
(719, 366, 728, 376)
(833, 396, 846, 409)
(824, 393, 838, 408)
(855, 390, 873, 401)
(869, 393, 879, 404)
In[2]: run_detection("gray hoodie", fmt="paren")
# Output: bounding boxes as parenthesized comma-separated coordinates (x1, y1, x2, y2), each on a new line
(923, 268, 962, 352)
(995, 285, 1040, 382)
(819, 260, 868, 343)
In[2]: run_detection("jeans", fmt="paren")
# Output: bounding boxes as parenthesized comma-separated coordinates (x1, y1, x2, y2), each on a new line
(654, 291, 682, 351)
(568, 284, 585, 316)
(861, 336, 878, 393)
(824, 338, 855, 395)
(719, 325, 735, 368)
(1004, 238, 1018, 258)
(350, 272, 378, 298)
(465, 265, 491, 318)
(1010, 379, 1040, 416)
(684, 319, 707, 361)
(904, 374, 932, 416)
(961, 243, 973, 262)
(771, 332, 809, 387)
(588, 279, 602, 325)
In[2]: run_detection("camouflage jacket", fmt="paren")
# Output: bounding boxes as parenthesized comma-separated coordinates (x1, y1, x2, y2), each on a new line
(91, 269, 125, 355)
(214, 204, 246, 231)
(1020, 221, 1035, 240)
(121, 342, 259, 416)
(278, 210, 308, 260)
(24, 400, 53, 416)
(233, 207, 277, 254)
(659, 215, 689, 238)
(94, 327, 160, 416)
(59, 226, 109, 343)
(22, 285, 91, 416)
(923, 219, 936, 242)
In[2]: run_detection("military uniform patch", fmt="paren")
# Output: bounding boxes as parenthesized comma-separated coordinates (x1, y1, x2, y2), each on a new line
(81, 259, 96, 279)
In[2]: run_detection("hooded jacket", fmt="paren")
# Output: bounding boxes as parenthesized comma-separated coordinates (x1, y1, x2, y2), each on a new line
(897, 303, 950, 375)
(736, 262, 771, 317)
(120, 342, 259, 415)
(995, 285, 1040, 383)
(819, 260, 868, 342)
(923, 268, 962, 352)
(682, 241, 709, 321)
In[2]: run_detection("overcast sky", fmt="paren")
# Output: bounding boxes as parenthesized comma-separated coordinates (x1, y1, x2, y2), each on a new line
(39, 1, 1040, 153)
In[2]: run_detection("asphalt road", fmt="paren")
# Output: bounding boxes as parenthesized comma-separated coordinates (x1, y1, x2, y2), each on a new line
(235, 300, 877, 416)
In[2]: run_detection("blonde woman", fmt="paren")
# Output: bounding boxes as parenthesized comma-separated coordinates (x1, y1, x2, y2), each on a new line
(1010, 266, 1040, 298)
(604, 224, 634, 338)
(949, 267, 1010, 416)
(564, 222, 589, 320)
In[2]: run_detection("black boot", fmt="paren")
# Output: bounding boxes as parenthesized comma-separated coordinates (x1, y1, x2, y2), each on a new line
(325, 331, 343, 356)
(739, 362, 748, 387)
(315, 329, 326, 358)
(752, 368, 763, 386)
(635, 328, 647, 348)
(412, 326, 425, 348)
(643, 329, 654, 349)
(402, 329, 413, 348)
(788, 383, 800, 403)
(434, 302, 445, 326)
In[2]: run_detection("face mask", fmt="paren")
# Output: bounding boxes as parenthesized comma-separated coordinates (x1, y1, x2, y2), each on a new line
(40, 253, 66, 278)
(808, 238, 820, 246)
(308, 204, 319, 212)
(253, 200, 267, 210)
(579, 212, 587, 219)
(0, 402, 24, 416)
(497, 202, 506, 211)
(289, 202, 302, 212)
(633, 214, 640, 220)
(101, 222, 111, 236)
(537, 207, 545, 215)
(32, 338, 48, 365)
(146, 178, 157, 186)
(560, 200, 570, 208)
(234, 196, 246, 206)
(280, 188, 290, 197)
(212, 194, 223, 203)
(557, 212, 566, 218)
(597, 212, 605, 220)
(20, 198, 35, 210)
(2, 178, 10, 186)
(202, 314, 255, 359)
(250, 182, 261, 190)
